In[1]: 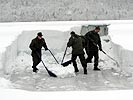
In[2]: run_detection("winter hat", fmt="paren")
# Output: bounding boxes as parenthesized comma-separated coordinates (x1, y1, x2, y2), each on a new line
(95, 26, 100, 30)
(70, 31, 75, 35)
(37, 32, 43, 36)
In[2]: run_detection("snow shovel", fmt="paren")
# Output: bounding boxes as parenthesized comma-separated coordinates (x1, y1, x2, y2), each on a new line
(61, 46, 72, 67)
(48, 49, 59, 64)
(101, 50, 120, 67)
(36, 52, 57, 77)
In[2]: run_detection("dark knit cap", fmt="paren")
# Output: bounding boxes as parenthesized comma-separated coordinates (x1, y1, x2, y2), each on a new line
(37, 32, 43, 36)
(95, 26, 100, 30)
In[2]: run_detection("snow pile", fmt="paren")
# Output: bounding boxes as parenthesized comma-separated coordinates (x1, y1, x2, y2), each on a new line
(8, 52, 32, 74)
(42, 52, 76, 78)
(47, 64, 76, 78)
(8, 51, 76, 78)
(0, 77, 14, 89)
(37, 52, 76, 78)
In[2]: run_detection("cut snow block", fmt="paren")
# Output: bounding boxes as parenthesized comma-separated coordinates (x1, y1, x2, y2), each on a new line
(47, 64, 76, 78)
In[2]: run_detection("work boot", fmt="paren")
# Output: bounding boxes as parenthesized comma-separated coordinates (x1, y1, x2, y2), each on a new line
(33, 68, 39, 73)
(93, 67, 100, 71)
(84, 68, 87, 74)
(75, 69, 79, 73)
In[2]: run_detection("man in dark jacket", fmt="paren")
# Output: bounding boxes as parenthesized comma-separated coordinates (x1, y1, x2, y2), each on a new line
(67, 31, 87, 74)
(84, 27, 102, 71)
(29, 32, 48, 73)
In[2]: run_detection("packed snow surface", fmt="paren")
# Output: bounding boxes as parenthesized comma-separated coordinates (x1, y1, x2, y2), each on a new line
(0, 21, 133, 92)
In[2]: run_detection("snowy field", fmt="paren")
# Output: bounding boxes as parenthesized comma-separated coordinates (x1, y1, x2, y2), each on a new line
(1, 20, 133, 99)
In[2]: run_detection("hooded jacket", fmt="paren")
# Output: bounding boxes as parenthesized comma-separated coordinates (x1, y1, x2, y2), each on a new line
(67, 34, 85, 55)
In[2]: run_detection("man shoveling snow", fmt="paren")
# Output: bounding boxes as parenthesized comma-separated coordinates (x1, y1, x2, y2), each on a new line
(29, 32, 49, 73)
(66, 31, 87, 74)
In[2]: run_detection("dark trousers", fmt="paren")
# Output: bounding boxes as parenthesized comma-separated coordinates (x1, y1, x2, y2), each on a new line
(32, 52, 41, 69)
(71, 54, 87, 71)
(86, 50, 99, 68)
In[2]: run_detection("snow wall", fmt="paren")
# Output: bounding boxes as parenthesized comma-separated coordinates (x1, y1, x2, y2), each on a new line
(1, 30, 70, 74)
(1, 25, 133, 76)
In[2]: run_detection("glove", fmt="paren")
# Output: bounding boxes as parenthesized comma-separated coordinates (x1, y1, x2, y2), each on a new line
(99, 48, 102, 51)
(45, 47, 48, 51)
(67, 44, 70, 48)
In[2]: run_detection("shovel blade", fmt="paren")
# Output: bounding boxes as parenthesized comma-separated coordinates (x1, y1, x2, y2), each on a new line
(48, 70, 57, 77)
(61, 60, 72, 67)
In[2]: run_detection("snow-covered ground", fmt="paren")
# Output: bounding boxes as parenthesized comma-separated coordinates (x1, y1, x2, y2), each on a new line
(1, 88, 133, 100)
(1, 20, 133, 99)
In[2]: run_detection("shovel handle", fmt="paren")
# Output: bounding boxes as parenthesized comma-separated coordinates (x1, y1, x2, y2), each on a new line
(61, 46, 68, 64)
(48, 49, 59, 64)
(101, 50, 106, 54)
(101, 50, 120, 67)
